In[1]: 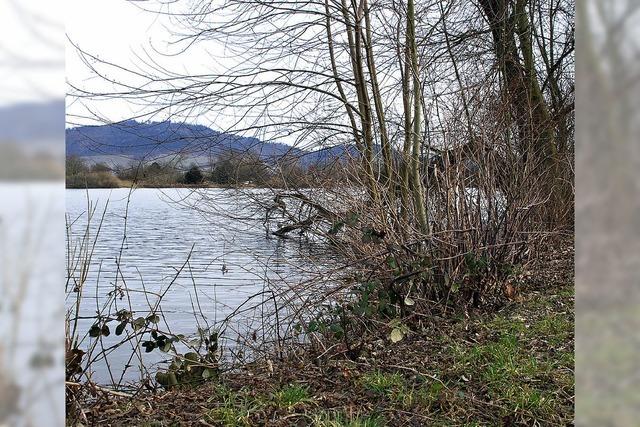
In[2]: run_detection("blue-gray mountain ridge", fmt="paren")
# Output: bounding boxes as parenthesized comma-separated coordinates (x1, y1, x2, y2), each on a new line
(66, 120, 357, 167)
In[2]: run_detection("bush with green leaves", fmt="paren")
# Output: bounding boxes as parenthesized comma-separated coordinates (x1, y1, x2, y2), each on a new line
(154, 331, 220, 389)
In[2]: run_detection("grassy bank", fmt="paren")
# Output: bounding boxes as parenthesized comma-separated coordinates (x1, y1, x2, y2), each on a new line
(77, 247, 573, 426)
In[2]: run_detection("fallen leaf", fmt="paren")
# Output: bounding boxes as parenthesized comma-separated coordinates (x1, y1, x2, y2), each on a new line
(390, 328, 404, 343)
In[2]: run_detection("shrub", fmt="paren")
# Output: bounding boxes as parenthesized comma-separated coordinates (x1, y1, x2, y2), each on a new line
(183, 165, 204, 184)
(66, 171, 122, 188)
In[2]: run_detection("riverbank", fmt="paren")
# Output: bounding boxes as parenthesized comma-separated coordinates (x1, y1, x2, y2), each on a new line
(65, 180, 258, 190)
(65, 180, 305, 190)
(74, 244, 573, 426)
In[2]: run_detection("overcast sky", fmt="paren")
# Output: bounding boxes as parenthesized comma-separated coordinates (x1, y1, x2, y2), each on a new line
(66, 0, 171, 124)
(0, 0, 64, 106)
(66, 0, 228, 127)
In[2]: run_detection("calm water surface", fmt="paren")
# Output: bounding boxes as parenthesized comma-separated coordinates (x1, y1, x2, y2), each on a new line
(66, 188, 331, 384)
(1, 182, 64, 426)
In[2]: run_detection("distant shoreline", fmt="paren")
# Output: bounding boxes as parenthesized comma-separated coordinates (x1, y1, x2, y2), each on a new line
(65, 183, 265, 190)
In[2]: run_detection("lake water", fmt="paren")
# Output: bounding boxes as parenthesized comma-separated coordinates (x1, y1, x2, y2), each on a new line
(0, 182, 65, 427)
(66, 187, 335, 385)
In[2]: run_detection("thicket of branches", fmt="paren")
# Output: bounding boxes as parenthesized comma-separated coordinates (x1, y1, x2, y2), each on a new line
(69, 0, 574, 306)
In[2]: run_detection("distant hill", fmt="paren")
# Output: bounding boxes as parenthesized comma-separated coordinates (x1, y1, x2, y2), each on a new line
(0, 100, 64, 157)
(0, 99, 64, 142)
(300, 144, 360, 165)
(0, 101, 64, 180)
(67, 120, 302, 159)
(66, 120, 357, 167)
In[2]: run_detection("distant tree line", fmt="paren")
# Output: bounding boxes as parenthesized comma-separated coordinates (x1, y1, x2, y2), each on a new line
(66, 156, 122, 188)
(0, 143, 63, 180)
(66, 150, 352, 188)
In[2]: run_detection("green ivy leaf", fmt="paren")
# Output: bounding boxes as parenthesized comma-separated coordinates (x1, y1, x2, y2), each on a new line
(115, 322, 126, 336)
(202, 368, 216, 379)
(155, 372, 169, 386)
(167, 372, 178, 387)
(328, 221, 345, 235)
(362, 228, 385, 244)
(141, 341, 156, 353)
(307, 321, 318, 333)
(330, 323, 344, 338)
(132, 317, 146, 330)
(386, 256, 398, 271)
(101, 324, 110, 337)
(184, 352, 199, 363)
(147, 314, 160, 324)
(89, 325, 101, 338)
(116, 309, 131, 321)
(346, 212, 360, 226)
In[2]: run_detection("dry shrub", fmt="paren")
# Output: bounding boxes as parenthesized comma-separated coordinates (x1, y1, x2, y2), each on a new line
(256, 108, 573, 313)
(66, 171, 123, 188)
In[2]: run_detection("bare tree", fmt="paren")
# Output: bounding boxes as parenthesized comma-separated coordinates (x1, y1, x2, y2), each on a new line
(68, 0, 574, 304)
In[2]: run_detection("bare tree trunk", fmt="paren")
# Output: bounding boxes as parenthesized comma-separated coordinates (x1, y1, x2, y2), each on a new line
(400, 5, 413, 223)
(407, 0, 429, 234)
(480, 0, 566, 225)
(341, 0, 380, 204)
(325, 0, 362, 153)
(515, 0, 558, 166)
(439, 1, 473, 141)
(363, 0, 393, 191)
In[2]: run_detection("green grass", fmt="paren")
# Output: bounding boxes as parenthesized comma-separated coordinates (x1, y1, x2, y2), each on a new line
(471, 336, 540, 385)
(529, 314, 573, 346)
(204, 383, 314, 425)
(272, 383, 313, 408)
(178, 291, 574, 425)
(360, 371, 405, 396)
(358, 370, 443, 409)
(311, 410, 386, 427)
(204, 385, 264, 427)
(447, 298, 573, 418)
(139, 422, 174, 427)
(354, 289, 573, 421)
(412, 380, 445, 407)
